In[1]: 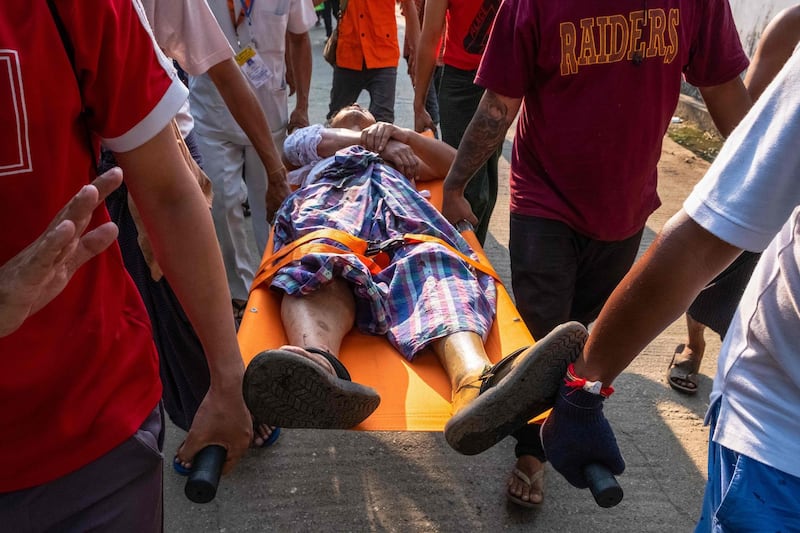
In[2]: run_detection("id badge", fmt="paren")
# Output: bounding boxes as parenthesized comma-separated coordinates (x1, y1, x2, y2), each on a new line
(235, 46, 270, 89)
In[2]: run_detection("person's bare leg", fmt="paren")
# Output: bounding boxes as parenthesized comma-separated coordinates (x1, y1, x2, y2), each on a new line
(280, 278, 356, 373)
(684, 315, 707, 369)
(244, 278, 379, 429)
(252, 283, 354, 444)
(430, 331, 492, 414)
(431, 331, 544, 505)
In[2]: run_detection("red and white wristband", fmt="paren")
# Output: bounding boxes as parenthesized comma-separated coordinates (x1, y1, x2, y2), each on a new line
(564, 363, 615, 398)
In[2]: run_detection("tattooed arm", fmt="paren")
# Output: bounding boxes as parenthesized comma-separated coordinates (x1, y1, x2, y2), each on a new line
(442, 90, 521, 226)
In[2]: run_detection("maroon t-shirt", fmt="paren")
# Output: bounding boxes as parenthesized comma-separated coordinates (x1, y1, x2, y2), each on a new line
(475, 0, 748, 240)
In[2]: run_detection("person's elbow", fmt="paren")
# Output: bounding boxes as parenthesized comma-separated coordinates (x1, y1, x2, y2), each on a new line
(660, 210, 742, 282)
(288, 31, 310, 49)
(481, 90, 523, 127)
(206, 57, 243, 88)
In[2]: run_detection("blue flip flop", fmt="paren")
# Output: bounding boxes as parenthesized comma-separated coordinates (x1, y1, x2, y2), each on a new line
(256, 426, 282, 448)
(172, 456, 192, 476)
(172, 426, 282, 476)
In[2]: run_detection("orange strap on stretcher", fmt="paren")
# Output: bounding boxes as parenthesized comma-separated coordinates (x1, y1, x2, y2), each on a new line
(251, 228, 502, 290)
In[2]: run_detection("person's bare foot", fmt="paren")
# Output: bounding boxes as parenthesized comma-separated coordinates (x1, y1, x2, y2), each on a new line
(507, 455, 544, 507)
(252, 422, 279, 447)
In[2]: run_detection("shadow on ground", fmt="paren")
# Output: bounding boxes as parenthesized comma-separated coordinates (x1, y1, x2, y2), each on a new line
(165, 372, 709, 533)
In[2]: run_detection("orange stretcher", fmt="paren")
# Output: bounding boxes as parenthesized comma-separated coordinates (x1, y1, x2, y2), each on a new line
(237, 180, 535, 431)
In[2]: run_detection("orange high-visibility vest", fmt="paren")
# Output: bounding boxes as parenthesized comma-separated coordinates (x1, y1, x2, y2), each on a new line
(336, 0, 401, 70)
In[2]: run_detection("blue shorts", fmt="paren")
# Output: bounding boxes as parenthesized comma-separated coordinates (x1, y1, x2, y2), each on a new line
(696, 400, 800, 532)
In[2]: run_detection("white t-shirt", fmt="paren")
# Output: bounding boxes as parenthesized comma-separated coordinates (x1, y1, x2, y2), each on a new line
(140, 0, 234, 137)
(189, 0, 316, 144)
(683, 49, 800, 478)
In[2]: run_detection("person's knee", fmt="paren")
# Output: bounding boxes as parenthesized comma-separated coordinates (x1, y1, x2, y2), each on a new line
(288, 279, 355, 315)
(321, 278, 353, 300)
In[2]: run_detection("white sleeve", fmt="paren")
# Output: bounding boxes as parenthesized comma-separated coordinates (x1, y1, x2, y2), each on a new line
(287, 0, 317, 34)
(283, 124, 325, 167)
(149, 0, 234, 76)
(684, 50, 800, 252)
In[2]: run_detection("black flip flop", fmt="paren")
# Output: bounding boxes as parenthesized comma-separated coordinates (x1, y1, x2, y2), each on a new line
(243, 347, 381, 429)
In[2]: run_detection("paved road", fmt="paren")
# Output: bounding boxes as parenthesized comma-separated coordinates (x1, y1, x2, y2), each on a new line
(165, 18, 720, 532)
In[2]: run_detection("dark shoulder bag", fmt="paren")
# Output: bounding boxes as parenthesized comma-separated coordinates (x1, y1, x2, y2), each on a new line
(323, 0, 349, 66)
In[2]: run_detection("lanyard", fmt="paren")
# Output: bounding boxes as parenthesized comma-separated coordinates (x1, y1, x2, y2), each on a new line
(227, 0, 255, 29)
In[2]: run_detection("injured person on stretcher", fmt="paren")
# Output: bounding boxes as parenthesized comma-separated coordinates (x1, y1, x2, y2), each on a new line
(242, 105, 585, 455)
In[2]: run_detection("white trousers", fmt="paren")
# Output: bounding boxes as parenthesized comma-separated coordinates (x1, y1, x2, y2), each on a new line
(194, 134, 268, 301)
(192, 83, 288, 301)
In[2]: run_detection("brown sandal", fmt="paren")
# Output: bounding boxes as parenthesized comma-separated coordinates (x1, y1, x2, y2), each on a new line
(667, 344, 699, 395)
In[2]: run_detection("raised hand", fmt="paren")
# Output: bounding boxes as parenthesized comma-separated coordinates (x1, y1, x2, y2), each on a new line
(0, 168, 123, 336)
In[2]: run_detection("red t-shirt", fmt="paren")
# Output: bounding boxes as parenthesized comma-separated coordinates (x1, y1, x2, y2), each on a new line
(443, 0, 501, 72)
(475, 0, 749, 240)
(0, 0, 187, 491)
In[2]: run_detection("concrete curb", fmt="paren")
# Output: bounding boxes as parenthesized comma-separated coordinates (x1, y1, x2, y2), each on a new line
(675, 93, 718, 134)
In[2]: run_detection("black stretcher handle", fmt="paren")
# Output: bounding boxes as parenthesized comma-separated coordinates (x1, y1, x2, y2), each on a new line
(584, 463, 623, 508)
(184, 445, 226, 504)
